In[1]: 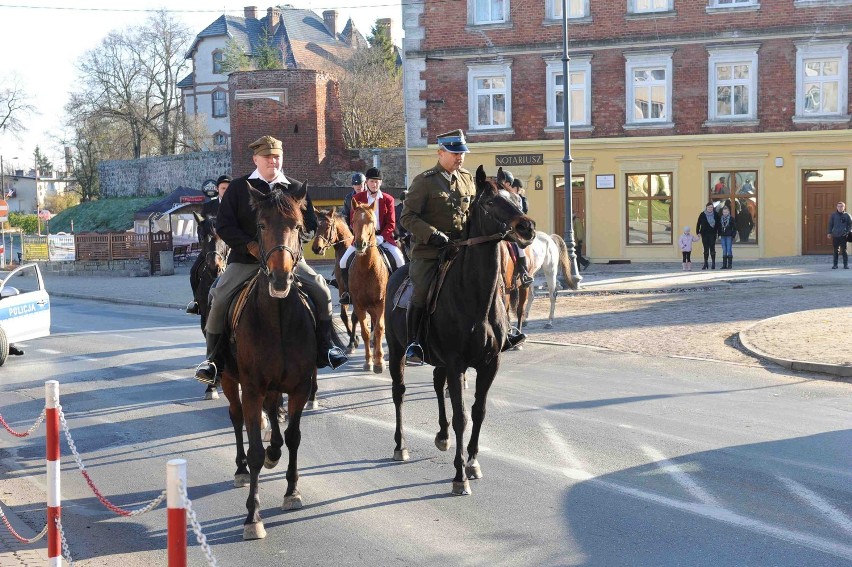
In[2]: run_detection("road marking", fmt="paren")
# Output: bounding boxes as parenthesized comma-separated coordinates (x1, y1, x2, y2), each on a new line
(37, 348, 63, 355)
(123, 364, 146, 371)
(540, 420, 593, 479)
(778, 475, 852, 536)
(642, 445, 719, 506)
(70, 355, 98, 362)
(51, 325, 197, 337)
(157, 372, 185, 382)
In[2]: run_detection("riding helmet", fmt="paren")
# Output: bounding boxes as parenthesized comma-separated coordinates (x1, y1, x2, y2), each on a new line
(351, 172, 366, 185)
(365, 167, 383, 180)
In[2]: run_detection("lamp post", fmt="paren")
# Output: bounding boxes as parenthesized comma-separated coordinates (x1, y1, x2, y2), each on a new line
(560, 0, 582, 282)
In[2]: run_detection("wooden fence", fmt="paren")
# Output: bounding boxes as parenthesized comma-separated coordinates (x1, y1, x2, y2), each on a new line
(23, 231, 174, 272)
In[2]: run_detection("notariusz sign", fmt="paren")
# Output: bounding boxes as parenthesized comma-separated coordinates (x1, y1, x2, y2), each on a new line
(495, 154, 544, 166)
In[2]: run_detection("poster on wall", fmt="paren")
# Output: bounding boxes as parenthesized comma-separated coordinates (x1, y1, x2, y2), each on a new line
(596, 174, 615, 189)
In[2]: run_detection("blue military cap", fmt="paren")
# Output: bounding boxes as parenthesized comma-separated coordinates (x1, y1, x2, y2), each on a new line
(437, 129, 469, 153)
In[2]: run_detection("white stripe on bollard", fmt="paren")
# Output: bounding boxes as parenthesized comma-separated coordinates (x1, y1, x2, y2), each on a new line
(45, 380, 61, 566)
(167, 459, 187, 567)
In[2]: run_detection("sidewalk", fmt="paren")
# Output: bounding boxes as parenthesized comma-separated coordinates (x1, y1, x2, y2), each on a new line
(35, 256, 852, 379)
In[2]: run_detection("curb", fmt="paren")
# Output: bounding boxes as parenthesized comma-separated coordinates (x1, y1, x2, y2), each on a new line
(738, 320, 852, 379)
(49, 291, 185, 311)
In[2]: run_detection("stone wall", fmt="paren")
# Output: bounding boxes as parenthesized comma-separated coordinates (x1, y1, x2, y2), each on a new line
(332, 148, 408, 188)
(40, 259, 152, 277)
(98, 151, 232, 197)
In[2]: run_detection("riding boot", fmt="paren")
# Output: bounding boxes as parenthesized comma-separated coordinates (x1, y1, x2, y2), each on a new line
(517, 257, 534, 288)
(195, 332, 223, 385)
(405, 305, 426, 365)
(711, 253, 716, 270)
(338, 267, 351, 305)
(316, 319, 347, 369)
(185, 300, 199, 315)
(502, 328, 527, 352)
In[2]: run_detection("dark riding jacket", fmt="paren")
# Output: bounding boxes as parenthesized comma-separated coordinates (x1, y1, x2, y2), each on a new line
(216, 174, 317, 266)
(201, 197, 220, 218)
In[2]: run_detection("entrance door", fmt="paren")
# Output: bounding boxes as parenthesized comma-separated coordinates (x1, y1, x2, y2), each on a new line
(803, 175, 844, 255)
(554, 176, 585, 237)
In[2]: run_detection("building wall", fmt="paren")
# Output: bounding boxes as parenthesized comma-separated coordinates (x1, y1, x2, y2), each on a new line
(189, 36, 232, 142)
(98, 151, 232, 197)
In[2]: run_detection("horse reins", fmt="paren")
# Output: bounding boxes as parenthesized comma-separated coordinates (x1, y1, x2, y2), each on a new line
(452, 190, 512, 247)
(257, 223, 303, 277)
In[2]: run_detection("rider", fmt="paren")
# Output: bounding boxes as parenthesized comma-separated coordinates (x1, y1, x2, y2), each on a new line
(498, 170, 534, 288)
(342, 172, 366, 231)
(187, 175, 230, 315)
(400, 129, 526, 365)
(338, 167, 405, 305)
(194, 135, 347, 385)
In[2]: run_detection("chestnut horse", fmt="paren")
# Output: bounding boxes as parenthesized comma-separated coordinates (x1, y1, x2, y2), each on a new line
(384, 166, 535, 495)
(219, 184, 317, 540)
(349, 198, 389, 373)
(311, 208, 359, 351)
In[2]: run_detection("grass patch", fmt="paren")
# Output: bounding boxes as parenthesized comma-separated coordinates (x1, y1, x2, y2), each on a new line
(47, 197, 158, 233)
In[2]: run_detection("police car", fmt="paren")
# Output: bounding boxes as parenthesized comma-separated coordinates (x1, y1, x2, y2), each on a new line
(0, 263, 50, 365)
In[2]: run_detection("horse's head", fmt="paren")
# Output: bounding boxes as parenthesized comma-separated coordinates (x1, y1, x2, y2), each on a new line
(473, 166, 536, 247)
(351, 199, 378, 255)
(249, 184, 305, 299)
(194, 211, 224, 274)
(311, 208, 334, 256)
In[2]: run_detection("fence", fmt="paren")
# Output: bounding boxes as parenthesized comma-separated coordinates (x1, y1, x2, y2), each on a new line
(20, 231, 174, 270)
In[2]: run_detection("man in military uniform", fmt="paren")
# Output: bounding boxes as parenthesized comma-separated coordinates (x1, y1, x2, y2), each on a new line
(187, 174, 231, 315)
(194, 136, 347, 385)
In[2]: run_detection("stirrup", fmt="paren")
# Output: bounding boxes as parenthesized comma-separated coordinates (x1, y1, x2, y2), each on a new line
(405, 342, 425, 366)
(186, 301, 199, 315)
(326, 346, 348, 370)
(520, 273, 534, 288)
(502, 327, 527, 352)
(339, 291, 351, 305)
(194, 361, 219, 385)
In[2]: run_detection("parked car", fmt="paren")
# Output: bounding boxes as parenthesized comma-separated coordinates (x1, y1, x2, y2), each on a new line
(0, 263, 50, 365)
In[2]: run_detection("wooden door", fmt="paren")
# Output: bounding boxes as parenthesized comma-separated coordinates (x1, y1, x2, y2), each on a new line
(554, 178, 585, 237)
(803, 181, 843, 254)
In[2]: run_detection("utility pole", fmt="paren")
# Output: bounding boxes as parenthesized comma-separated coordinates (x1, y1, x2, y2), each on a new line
(560, 0, 581, 282)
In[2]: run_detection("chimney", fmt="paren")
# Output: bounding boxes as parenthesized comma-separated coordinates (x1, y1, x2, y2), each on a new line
(244, 6, 258, 19)
(266, 7, 280, 36)
(64, 146, 73, 175)
(377, 18, 392, 36)
(323, 10, 338, 36)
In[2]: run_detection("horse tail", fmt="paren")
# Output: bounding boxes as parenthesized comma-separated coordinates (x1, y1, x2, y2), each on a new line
(551, 234, 579, 291)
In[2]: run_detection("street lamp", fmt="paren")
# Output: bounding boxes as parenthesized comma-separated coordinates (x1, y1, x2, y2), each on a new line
(560, 0, 582, 283)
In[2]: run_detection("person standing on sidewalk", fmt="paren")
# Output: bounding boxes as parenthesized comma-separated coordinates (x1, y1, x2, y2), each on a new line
(573, 213, 591, 271)
(696, 203, 720, 270)
(678, 226, 699, 271)
(718, 205, 736, 269)
(827, 201, 852, 269)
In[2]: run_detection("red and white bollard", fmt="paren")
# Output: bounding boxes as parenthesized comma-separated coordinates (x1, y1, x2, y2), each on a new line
(45, 380, 61, 566)
(167, 459, 187, 567)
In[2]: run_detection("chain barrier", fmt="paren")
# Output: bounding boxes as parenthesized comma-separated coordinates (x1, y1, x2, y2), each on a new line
(57, 402, 167, 517)
(0, 503, 48, 544)
(56, 516, 75, 566)
(178, 478, 219, 567)
(0, 410, 46, 438)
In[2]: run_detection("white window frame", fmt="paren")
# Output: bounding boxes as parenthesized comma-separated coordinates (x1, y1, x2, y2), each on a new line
(546, 57, 591, 127)
(547, 0, 589, 20)
(795, 41, 849, 120)
(628, 0, 672, 14)
(211, 89, 228, 118)
(467, 63, 512, 131)
(624, 51, 673, 126)
(468, 0, 508, 25)
(709, 0, 758, 6)
(707, 46, 759, 122)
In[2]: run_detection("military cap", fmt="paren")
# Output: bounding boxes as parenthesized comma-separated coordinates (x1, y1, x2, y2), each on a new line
(351, 172, 366, 185)
(437, 129, 469, 153)
(216, 175, 232, 185)
(365, 167, 383, 180)
(498, 169, 515, 186)
(249, 135, 283, 156)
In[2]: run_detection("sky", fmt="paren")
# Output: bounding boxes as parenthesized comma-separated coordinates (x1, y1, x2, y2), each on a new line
(0, 1, 404, 172)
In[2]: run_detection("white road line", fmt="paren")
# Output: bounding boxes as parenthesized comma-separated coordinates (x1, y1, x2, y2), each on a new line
(123, 364, 146, 372)
(778, 475, 852, 536)
(37, 348, 63, 355)
(70, 355, 98, 362)
(52, 325, 196, 337)
(540, 420, 593, 478)
(112, 334, 135, 340)
(157, 372, 185, 382)
(642, 445, 719, 506)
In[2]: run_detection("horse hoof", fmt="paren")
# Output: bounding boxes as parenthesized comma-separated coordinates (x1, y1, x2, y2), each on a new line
(263, 455, 279, 469)
(373, 364, 383, 374)
(234, 473, 250, 488)
(544, 322, 553, 329)
(466, 461, 483, 479)
(347, 346, 356, 355)
(306, 400, 319, 410)
(243, 522, 267, 540)
(452, 480, 471, 496)
(362, 363, 371, 371)
(282, 492, 303, 510)
(434, 435, 450, 452)
(393, 449, 410, 461)
(204, 390, 219, 400)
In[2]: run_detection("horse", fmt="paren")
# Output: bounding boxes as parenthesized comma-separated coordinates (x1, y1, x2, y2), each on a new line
(219, 184, 317, 540)
(349, 198, 389, 373)
(384, 165, 536, 495)
(311, 208, 359, 352)
(192, 212, 228, 400)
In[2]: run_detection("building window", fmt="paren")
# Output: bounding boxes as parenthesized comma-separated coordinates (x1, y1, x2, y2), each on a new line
(629, 0, 671, 13)
(795, 41, 849, 119)
(710, 0, 757, 6)
(708, 171, 758, 244)
(707, 46, 758, 121)
(625, 52, 673, 125)
(213, 132, 227, 147)
(549, 0, 588, 19)
(468, 63, 511, 130)
(627, 173, 672, 245)
(212, 90, 227, 118)
(546, 58, 591, 127)
(212, 50, 224, 74)
(470, 0, 507, 24)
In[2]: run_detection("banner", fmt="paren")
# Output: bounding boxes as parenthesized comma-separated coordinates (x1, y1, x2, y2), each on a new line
(48, 234, 76, 261)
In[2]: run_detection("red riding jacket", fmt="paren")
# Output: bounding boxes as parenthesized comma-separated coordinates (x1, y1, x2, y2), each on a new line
(351, 191, 397, 244)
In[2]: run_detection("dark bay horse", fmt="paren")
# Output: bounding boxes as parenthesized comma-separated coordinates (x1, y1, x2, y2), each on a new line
(349, 198, 389, 373)
(219, 185, 316, 540)
(311, 208, 359, 351)
(384, 165, 536, 495)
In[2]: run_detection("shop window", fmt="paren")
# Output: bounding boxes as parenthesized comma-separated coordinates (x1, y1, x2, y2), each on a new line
(708, 171, 758, 244)
(627, 173, 672, 244)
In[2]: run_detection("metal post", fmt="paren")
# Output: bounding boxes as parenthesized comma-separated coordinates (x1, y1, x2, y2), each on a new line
(561, 0, 582, 282)
(45, 380, 61, 566)
(167, 459, 187, 567)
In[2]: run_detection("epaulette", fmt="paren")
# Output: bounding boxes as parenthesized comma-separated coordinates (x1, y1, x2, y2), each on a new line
(421, 169, 438, 177)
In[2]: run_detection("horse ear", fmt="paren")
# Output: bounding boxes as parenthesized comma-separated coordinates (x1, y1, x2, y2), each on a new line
(193, 211, 204, 224)
(292, 181, 308, 201)
(475, 165, 486, 185)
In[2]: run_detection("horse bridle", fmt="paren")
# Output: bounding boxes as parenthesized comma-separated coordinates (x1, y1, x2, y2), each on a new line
(315, 219, 339, 254)
(256, 223, 303, 277)
(454, 190, 512, 248)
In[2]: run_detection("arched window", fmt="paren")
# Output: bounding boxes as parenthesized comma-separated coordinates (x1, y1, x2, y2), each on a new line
(212, 90, 227, 117)
(213, 132, 228, 147)
(212, 50, 224, 74)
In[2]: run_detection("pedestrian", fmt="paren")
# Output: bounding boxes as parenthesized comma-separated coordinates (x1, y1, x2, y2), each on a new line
(573, 213, 590, 271)
(187, 174, 231, 314)
(717, 205, 736, 269)
(827, 201, 852, 269)
(497, 169, 533, 286)
(194, 135, 347, 385)
(678, 226, 699, 271)
(342, 173, 366, 230)
(696, 202, 720, 270)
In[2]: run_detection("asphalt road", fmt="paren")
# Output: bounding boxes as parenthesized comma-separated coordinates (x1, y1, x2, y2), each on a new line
(0, 298, 850, 566)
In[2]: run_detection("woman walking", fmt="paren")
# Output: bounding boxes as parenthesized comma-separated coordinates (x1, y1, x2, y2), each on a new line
(696, 203, 720, 270)
(718, 205, 736, 269)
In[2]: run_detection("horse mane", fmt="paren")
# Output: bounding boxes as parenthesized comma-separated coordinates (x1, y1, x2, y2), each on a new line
(251, 188, 304, 225)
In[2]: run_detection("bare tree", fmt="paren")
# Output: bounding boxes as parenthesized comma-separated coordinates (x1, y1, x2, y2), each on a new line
(0, 73, 37, 139)
(339, 47, 405, 148)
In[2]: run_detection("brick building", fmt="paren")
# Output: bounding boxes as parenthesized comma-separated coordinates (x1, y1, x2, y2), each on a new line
(403, 0, 852, 261)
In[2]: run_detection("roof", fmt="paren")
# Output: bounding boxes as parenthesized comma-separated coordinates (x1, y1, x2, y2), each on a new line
(134, 187, 210, 219)
(177, 71, 194, 88)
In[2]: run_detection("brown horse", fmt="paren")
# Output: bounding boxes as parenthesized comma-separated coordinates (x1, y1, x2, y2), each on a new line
(219, 184, 316, 540)
(349, 198, 389, 373)
(311, 208, 359, 351)
(384, 165, 535, 495)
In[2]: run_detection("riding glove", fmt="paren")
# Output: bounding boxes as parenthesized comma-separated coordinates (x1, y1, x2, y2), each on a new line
(428, 231, 450, 248)
(247, 241, 260, 259)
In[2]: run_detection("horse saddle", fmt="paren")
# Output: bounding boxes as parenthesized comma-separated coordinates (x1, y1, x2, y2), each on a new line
(345, 244, 398, 273)
(392, 254, 457, 315)
(226, 272, 316, 344)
